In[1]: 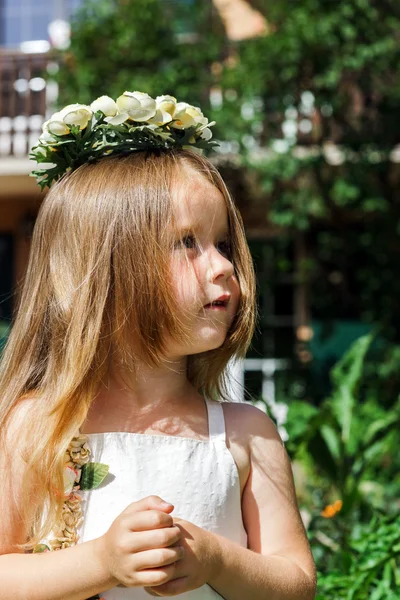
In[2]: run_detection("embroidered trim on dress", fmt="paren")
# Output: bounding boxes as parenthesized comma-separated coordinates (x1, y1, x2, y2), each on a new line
(33, 434, 109, 600)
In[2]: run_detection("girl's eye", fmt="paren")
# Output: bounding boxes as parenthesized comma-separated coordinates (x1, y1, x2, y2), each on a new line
(175, 234, 197, 250)
(174, 235, 231, 257)
(217, 240, 232, 258)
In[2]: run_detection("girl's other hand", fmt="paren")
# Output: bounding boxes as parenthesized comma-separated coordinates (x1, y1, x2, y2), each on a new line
(144, 517, 220, 597)
(93, 495, 184, 589)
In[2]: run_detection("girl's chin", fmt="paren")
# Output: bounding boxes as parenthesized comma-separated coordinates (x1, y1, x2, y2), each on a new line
(190, 335, 228, 354)
(163, 326, 229, 357)
(169, 339, 226, 358)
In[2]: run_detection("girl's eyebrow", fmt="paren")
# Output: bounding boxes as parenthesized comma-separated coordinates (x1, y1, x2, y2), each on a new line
(176, 223, 230, 237)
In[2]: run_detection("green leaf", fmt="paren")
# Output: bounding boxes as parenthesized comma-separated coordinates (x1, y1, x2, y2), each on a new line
(360, 411, 400, 453)
(308, 429, 339, 481)
(79, 462, 109, 491)
(331, 334, 374, 392)
(33, 543, 51, 553)
(286, 400, 319, 439)
(320, 424, 341, 461)
(332, 384, 354, 447)
(383, 560, 393, 588)
(330, 334, 374, 448)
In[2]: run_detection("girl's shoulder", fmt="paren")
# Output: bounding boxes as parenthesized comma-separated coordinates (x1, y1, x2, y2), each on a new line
(221, 401, 280, 498)
(222, 400, 279, 449)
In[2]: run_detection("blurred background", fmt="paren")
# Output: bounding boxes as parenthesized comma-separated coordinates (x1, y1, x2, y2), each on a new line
(1, 1, 400, 596)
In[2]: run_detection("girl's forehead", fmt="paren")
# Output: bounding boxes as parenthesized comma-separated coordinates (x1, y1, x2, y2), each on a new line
(170, 174, 228, 229)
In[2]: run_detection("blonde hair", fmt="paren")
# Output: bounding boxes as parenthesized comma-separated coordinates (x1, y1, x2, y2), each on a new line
(0, 149, 256, 552)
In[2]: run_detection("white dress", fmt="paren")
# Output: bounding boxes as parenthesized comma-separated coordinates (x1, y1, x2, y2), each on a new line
(78, 398, 248, 599)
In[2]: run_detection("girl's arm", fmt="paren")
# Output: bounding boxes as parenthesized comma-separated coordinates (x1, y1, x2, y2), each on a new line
(208, 402, 317, 600)
(0, 541, 117, 600)
(207, 534, 316, 600)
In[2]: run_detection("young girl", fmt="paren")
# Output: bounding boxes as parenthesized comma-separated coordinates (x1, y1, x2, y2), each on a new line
(0, 92, 316, 600)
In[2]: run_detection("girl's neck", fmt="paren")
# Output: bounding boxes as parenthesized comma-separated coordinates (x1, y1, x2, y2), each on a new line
(82, 355, 203, 432)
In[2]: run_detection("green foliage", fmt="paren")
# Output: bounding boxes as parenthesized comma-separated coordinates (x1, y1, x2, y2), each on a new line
(271, 334, 400, 595)
(224, 0, 400, 145)
(286, 334, 400, 513)
(0, 321, 10, 353)
(316, 512, 400, 599)
(252, 333, 400, 594)
(53, 0, 224, 121)
(221, 0, 400, 339)
(32, 543, 51, 552)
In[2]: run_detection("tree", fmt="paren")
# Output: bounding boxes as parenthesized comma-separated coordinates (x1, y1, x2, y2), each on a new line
(55, 0, 224, 111)
(214, 0, 400, 340)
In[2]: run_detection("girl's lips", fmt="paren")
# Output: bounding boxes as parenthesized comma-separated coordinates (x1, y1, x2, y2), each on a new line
(203, 294, 231, 309)
(204, 303, 228, 310)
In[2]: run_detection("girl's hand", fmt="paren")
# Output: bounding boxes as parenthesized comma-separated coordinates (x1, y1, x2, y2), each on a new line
(144, 517, 221, 597)
(93, 495, 184, 589)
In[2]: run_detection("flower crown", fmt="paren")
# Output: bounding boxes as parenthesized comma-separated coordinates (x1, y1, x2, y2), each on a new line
(30, 91, 218, 190)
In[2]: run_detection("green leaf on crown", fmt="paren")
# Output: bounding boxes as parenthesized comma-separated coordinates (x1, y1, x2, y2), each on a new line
(33, 543, 51, 553)
(79, 462, 109, 490)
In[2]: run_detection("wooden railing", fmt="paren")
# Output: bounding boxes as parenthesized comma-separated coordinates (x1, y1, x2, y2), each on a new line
(0, 49, 57, 158)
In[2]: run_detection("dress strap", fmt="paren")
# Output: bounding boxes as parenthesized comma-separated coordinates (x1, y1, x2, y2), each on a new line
(205, 398, 226, 445)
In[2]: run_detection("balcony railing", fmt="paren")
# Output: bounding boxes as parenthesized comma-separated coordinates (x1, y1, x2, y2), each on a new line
(0, 49, 57, 158)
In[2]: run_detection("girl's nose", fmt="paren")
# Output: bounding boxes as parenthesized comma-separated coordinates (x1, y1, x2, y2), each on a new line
(206, 246, 235, 283)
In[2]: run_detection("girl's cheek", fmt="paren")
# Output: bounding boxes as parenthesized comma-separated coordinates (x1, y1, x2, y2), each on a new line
(170, 259, 187, 285)
(173, 265, 199, 303)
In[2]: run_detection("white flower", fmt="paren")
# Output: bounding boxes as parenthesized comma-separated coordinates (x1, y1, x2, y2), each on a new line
(171, 103, 208, 130)
(196, 119, 215, 141)
(59, 103, 92, 130)
(34, 145, 49, 157)
(107, 91, 157, 125)
(155, 94, 177, 116)
(38, 128, 58, 144)
(147, 94, 177, 125)
(148, 109, 173, 126)
(104, 113, 130, 126)
(90, 95, 118, 117)
(199, 127, 213, 141)
(63, 465, 78, 497)
(45, 112, 70, 136)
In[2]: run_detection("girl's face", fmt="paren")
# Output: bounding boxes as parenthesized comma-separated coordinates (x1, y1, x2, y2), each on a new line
(165, 173, 240, 358)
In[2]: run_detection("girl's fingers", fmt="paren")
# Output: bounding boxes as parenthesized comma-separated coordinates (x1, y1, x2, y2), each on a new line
(135, 545, 184, 571)
(144, 577, 190, 597)
(134, 552, 184, 587)
(127, 509, 174, 531)
(123, 524, 181, 553)
(144, 588, 163, 597)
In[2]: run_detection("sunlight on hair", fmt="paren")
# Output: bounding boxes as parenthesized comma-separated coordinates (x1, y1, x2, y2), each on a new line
(0, 148, 257, 552)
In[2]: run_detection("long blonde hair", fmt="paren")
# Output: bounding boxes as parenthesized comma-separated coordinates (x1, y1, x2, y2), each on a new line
(0, 149, 256, 552)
